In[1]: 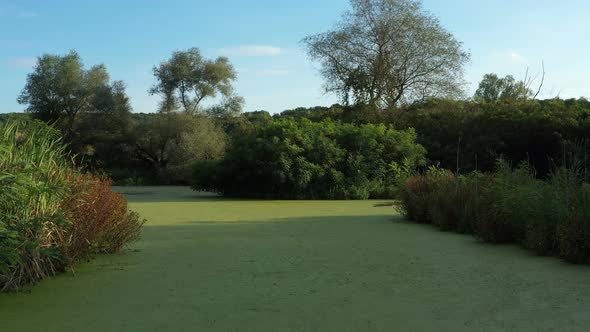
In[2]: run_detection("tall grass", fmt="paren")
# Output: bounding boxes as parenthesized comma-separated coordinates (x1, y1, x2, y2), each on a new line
(0, 120, 72, 289)
(397, 160, 590, 264)
(1, 119, 144, 291)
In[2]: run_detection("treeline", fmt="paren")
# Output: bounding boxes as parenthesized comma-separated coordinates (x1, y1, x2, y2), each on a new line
(275, 98, 590, 176)
(5, 97, 589, 193)
(4, 48, 235, 186)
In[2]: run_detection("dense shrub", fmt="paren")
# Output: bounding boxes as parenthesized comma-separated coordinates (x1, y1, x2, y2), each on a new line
(397, 161, 590, 264)
(429, 172, 484, 233)
(557, 184, 590, 263)
(397, 168, 483, 232)
(275, 98, 590, 177)
(0, 119, 143, 291)
(192, 118, 426, 199)
(397, 168, 445, 224)
(475, 163, 543, 243)
(61, 174, 144, 263)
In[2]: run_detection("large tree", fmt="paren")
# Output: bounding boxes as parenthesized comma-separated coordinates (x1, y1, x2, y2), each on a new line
(303, 0, 470, 108)
(474, 73, 531, 103)
(18, 51, 115, 136)
(150, 48, 238, 113)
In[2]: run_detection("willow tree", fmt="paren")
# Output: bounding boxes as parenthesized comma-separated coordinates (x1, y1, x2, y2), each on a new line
(150, 48, 238, 113)
(303, 0, 470, 108)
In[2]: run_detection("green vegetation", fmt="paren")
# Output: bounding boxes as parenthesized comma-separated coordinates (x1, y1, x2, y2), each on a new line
(18, 50, 128, 138)
(398, 161, 590, 263)
(2, 187, 590, 331)
(192, 117, 425, 199)
(132, 112, 226, 184)
(150, 48, 243, 114)
(274, 98, 590, 176)
(0, 119, 143, 290)
(303, 0, 470, 107)
(2, 0, 590, 303)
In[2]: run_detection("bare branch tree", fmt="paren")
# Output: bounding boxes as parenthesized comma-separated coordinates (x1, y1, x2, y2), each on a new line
(532, 61, 546, 100)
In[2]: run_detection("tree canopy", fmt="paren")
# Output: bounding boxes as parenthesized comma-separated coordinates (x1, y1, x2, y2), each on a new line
(474, 73, 531, 103)
(17, 50, 123, 136)
(303, 0, 470, 108)
(150, 48, 239, 113)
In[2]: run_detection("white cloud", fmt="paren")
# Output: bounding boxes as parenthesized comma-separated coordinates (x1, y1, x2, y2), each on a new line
(507, 52, 528, 65)
(6, 57, 36, 69)
(217, 45, 285, 57)
(254, 69, 292, 77)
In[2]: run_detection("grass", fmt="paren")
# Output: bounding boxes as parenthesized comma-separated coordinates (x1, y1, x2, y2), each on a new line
(2, 186, 590, 331)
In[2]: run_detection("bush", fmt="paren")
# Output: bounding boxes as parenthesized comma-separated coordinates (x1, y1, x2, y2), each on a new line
(557, 184, 590, 263)
(475, 163, 542, 243)
(397, 169, 445, 224)
(276, 99, 590, 178)
(61, 174, 144, 263)
(429, 172, 484, 233)
(192, 118, 426, 199)
(398, 160, 590, 265)
(0, 119, 143, 291)
(397, 169, 483, 232)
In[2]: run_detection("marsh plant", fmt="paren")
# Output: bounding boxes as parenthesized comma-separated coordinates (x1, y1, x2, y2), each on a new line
(0, 119, 144, 291)
(397, 160, 590, 264)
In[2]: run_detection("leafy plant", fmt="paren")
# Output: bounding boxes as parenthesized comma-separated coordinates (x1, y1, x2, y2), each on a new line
(1, 119, 144, 291)
(192, 118, 426, 199)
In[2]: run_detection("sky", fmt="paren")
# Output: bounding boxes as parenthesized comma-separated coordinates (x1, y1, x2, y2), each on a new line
(1, 0, 589, 114)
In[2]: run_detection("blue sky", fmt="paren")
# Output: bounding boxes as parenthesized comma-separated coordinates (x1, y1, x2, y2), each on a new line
(1, 0, 589, 113)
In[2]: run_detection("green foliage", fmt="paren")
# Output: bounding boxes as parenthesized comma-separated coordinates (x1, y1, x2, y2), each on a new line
(476, 162, 543, 243)
(192, 117, 425, 199)
(16, 51, 135, 176)
(557, 183, 590, 263)
(150, 48, 239, 113)
(303, 0, 469, 107)
(0, 119, 143, 290)
(275, 98, 590, 177)
(0, 119, 72, 290)
(397, 167, 483, 232)
(132, 112, 226, 184)
(398, 160, 590, 264)
(17, 51, 122, 136)
(428, 171, 484, 233)
(474, 73, 531, 103)
(398, 98, 590, 176)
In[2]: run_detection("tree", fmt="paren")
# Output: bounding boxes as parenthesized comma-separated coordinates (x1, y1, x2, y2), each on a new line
(150, 48, 238, 113)
(303, 0, 470, 108)
(205, 95, 245, 118)
(18, 51, 113, 136)
(474, 73, 531, 103)
(133, 113, 226, 183)
(74, 80, 134, 166)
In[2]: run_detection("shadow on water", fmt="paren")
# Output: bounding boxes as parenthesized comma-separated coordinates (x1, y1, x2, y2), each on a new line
(113, 186, 224, 203)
